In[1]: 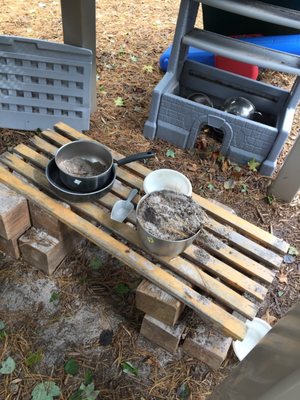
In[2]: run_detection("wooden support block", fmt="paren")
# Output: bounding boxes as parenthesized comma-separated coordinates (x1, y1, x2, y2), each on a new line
(0, 235, 20, 259)
(136, 279, 187, 326)
(182, 319, 232, 370)
(140, 314, 186, 354)
(0, 183, 31, 240)
(18, 227, 78, 275)
(29, 201, 74, 240)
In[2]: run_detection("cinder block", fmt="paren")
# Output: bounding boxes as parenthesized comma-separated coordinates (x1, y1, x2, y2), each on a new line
(29, 201, 74, 240)
(0, 183, 31, 240)
(136, 278, 188, 326)
(18, 227, 78, 275)
(0, 235, 20, 259)
(182, 319, 232, 370)
(140, 314, 186, 354)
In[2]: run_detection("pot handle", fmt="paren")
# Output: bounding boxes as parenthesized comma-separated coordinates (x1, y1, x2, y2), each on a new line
(116, 151, 156, 166)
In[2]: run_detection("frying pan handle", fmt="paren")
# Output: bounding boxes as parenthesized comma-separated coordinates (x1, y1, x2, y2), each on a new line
(116, 151, 156, 166)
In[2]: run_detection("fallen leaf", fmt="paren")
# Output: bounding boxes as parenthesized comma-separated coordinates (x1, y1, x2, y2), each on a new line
(262, 310, 277, 325)
(288, 246, 298, 256)
(121, 361, 138, 376)
(0, 357, 16, 374)
(186, 163, 198, 172)
(114, 97, 125, 107)
(166, 149, 175, 158)
(278, 271, 288, 284)
(283, 254, 295, 264)
(221, 160, 229, 172)
(223, 178, 236, 190)
(248, 158, 260, 172)
(143, 65, 153, 73)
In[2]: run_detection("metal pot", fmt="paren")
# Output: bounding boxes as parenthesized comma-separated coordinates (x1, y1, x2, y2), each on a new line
(223, 96, 262, 120)
(187, 92, 213, 107)
(136, 192, 202, 257)
(55, 140, 155, 192)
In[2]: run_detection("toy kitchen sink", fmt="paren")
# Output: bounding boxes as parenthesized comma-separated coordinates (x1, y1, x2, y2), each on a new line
(144, 0, 300, 176)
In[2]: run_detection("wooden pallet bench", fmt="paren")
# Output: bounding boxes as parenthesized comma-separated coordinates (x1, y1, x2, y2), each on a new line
(0, 122, 289, 341)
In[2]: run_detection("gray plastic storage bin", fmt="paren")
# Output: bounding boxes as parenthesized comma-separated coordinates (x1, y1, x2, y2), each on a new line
(144, 0, 300, 176)
(0, 35, 92, 131)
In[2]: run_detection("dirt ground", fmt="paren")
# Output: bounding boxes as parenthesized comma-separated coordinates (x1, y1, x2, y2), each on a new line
(0, 1, 300, 399)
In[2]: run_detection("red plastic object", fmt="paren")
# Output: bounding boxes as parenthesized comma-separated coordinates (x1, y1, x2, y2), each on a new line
(215, 55, 259, 80)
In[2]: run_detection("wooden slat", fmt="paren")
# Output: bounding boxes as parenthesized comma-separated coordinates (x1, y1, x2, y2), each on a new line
(40, 129, 70, 146)
(0, 165, 247, 340)
(52, 123, 289, 255)
(205, 219, 283, 270)
(14, 144, 50, 167)
(192, 193, 289, 255)
(30, 136, 58, 156)
(197, 231, 275, 284)
(184, 245, 267, 301)
(1, 150, 260, 318)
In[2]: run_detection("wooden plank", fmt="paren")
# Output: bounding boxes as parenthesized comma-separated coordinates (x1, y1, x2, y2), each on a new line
(19, 227, 77, 275)
(197, 231, 275, 284)
(206, 219, 283, 270)
(0, 235, 20, 259)
(51, 123, 289, 254)
(0, 152, 261, 317)
(136, 279, 187, 326)
(183, 245, 268, 301)
(14, 144, 50, 167)
(0, 182, 31, 240)
(192, 193, 289, 255)
(182, 316, 232, 370)
(29, 136, 58, 156)
(40, 129, 70, 147)
(140, 314, 186, 354)
(0, 165, 247, 340)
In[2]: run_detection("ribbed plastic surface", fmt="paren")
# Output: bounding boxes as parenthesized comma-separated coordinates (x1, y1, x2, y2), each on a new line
(0, 36, 92, 131)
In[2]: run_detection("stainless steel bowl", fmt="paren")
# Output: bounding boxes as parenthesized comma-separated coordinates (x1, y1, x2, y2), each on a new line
(223, 96, 262, 120)
(187, 92, 213, 107)
(136, 192, 202, 257)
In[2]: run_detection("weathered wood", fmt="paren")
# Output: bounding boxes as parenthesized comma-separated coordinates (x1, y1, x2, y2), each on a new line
(192, 193, 289, 254)
(0, 166, 247, 340)
(184, 245, 267, 301)
(0, 183, 31, 240)
(205, 218, 283, 269)
(182, 317, 232, 370)
(29, 201, 78, 241)
(0, 235, 20, 259)
(140, 314, 186, 354)
(29, 136, 58, 156)
(136, 279, 187, 326)
(0, 152, 261, 318)
(197, 231, 275, 284)
(19, 227, 77, 275)
(53, 123, 290, 254)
